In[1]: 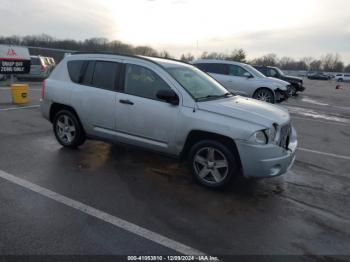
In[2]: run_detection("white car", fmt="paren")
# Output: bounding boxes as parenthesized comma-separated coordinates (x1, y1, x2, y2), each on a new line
(335, 73, 350, 82)
(193, 60, 290, 103)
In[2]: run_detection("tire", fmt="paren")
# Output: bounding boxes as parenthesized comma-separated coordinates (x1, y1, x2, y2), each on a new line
(253, 88, 275, 103)
(338, 78, 343, 82)
(288, 85, 297, 96)
(188, 140, 239, 189)
(53, 110, 85, 149)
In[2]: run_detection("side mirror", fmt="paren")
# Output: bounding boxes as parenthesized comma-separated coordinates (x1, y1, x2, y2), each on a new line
(244, 72, 253, 78)
(156, 89, 179, 105)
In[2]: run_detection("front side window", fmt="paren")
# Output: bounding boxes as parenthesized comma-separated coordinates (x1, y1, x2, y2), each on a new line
(91, 61, 120, 91)
(228, 65, 250, 77)
(124, 64, 171, 100)
(167, 66, 229, 101)
(268, 68, 278, 77)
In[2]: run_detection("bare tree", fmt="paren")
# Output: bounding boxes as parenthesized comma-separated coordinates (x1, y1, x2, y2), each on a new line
(344, 64, 350, 73)
(309, 60, 322, 71)
(251, 53, 278, 66)
(180, 53, 195, 62)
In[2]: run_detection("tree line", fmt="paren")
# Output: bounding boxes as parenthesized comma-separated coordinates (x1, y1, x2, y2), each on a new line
(1, 34, 349, 72)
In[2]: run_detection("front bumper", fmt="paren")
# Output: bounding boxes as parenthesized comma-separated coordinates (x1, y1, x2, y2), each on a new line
(275, 88, 289, 102)
(236, 127, 297, 178)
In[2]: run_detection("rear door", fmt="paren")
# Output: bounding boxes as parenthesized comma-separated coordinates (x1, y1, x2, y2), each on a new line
(225, 64, 255, 96)
(114, 61, 181, 154)
(70, 59, 122, 140)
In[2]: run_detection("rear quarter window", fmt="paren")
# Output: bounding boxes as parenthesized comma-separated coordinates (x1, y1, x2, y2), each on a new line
(67, 60, 85, 83)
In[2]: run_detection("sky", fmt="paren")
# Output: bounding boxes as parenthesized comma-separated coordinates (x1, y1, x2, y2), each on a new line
(1, 0, 350, 62)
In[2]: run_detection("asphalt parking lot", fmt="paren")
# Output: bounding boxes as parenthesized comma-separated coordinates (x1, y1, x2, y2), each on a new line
(0, 79, 350, 259)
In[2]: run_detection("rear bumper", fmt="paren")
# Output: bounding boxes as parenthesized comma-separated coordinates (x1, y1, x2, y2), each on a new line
(236, 127, 297, 178)
(40, 98, 51, 121)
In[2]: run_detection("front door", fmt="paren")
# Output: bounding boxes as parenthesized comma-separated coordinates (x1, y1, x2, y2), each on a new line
(114, 62, 180, 154)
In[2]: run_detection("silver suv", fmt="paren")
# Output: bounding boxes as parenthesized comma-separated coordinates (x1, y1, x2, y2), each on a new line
(193, 60, 290, 103)
(41, 53, 297, 188)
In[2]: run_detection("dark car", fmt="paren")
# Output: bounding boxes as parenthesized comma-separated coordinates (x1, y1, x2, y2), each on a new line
(307, 72, 331, 80)
(254, 65, 305, 96)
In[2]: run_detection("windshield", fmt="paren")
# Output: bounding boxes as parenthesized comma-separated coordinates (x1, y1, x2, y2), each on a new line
(244, 64, 266, 78)
(275, 67, 285, 76)
(167, 66, 231, 101)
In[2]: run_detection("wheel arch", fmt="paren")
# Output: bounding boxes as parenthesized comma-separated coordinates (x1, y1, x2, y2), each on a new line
(50, 103, 85, 135)
(253, 87, 276, 102)
(180, 130, 242, 168)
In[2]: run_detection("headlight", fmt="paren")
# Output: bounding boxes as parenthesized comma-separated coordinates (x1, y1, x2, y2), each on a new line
(250, 125, 277, 144)
(250, 130, 268, 144)
(268, 125, 277, 143)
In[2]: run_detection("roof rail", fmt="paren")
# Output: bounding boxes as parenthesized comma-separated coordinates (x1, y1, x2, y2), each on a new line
(70, 51, 192, 67)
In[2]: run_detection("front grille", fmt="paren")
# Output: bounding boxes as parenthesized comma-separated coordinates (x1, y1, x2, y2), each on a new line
(279, 124, 291, 149)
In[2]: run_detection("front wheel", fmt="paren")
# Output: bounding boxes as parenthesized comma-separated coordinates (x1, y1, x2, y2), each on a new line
(338, 78, 343, 82)
(53, 110, 85, 149)
(188, 140, 239, 188)
(253, 88, 275, 103)
(288, 86, 297, 96)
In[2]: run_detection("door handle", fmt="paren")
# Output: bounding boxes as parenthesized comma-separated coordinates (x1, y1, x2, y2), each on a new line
(119, 99, 134, 105)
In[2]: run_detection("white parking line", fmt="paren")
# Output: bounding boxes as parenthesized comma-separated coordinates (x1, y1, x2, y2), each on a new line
(298, 147, 350, 161)
(0, 105, 40, 111)
(0, 169, 205, 256)
(291, 116, 350, 127)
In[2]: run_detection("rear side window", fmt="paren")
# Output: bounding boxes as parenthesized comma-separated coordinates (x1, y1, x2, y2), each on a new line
(124, 64, 171, 100)
(91, 61, 120, 91)
(195, 63, 228, 75)
(67, 60, 85, 84)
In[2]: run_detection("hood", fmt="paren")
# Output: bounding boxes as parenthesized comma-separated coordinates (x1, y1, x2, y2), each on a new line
(266, 77, 290, 86)
(197, 96, 290, 128)
(282, 75, 303, 83)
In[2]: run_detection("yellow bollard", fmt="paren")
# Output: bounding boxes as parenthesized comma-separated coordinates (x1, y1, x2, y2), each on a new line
(11, 84, 29, 104)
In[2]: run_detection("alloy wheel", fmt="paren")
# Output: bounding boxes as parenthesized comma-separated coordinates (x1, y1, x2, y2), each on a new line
(193, 147, 229, 184)
(56, 115, 76, 144)
(255, 90, 273, 102)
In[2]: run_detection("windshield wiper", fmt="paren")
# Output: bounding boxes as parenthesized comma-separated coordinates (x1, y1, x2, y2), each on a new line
(196, 92, 233, 101)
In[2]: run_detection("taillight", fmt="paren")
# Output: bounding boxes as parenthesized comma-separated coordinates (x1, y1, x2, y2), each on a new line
(42, 80, 46, 99)
(40, 65, 45, 72)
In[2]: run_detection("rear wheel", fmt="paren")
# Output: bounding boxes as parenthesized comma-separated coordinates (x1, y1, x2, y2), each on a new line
(253, 88, 275, 103)
(53, 110, 85, 149)
(188, 140, 238, 188)
(338, 78, 343, 82)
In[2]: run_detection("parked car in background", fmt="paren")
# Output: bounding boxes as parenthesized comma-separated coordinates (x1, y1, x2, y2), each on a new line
(253, 65, 305, 96)
(307, 72, 330, 80)
(193, 60, 290, 103)
(17, 55, 50, 80)
(41, 53, 297, 188)
(48, 57, 56, 67)
(0, 74, 6, 81)
(335, 73, 350, 82)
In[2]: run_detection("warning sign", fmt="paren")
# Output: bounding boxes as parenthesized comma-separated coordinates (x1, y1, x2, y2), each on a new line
(0, 45, 30, 74)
